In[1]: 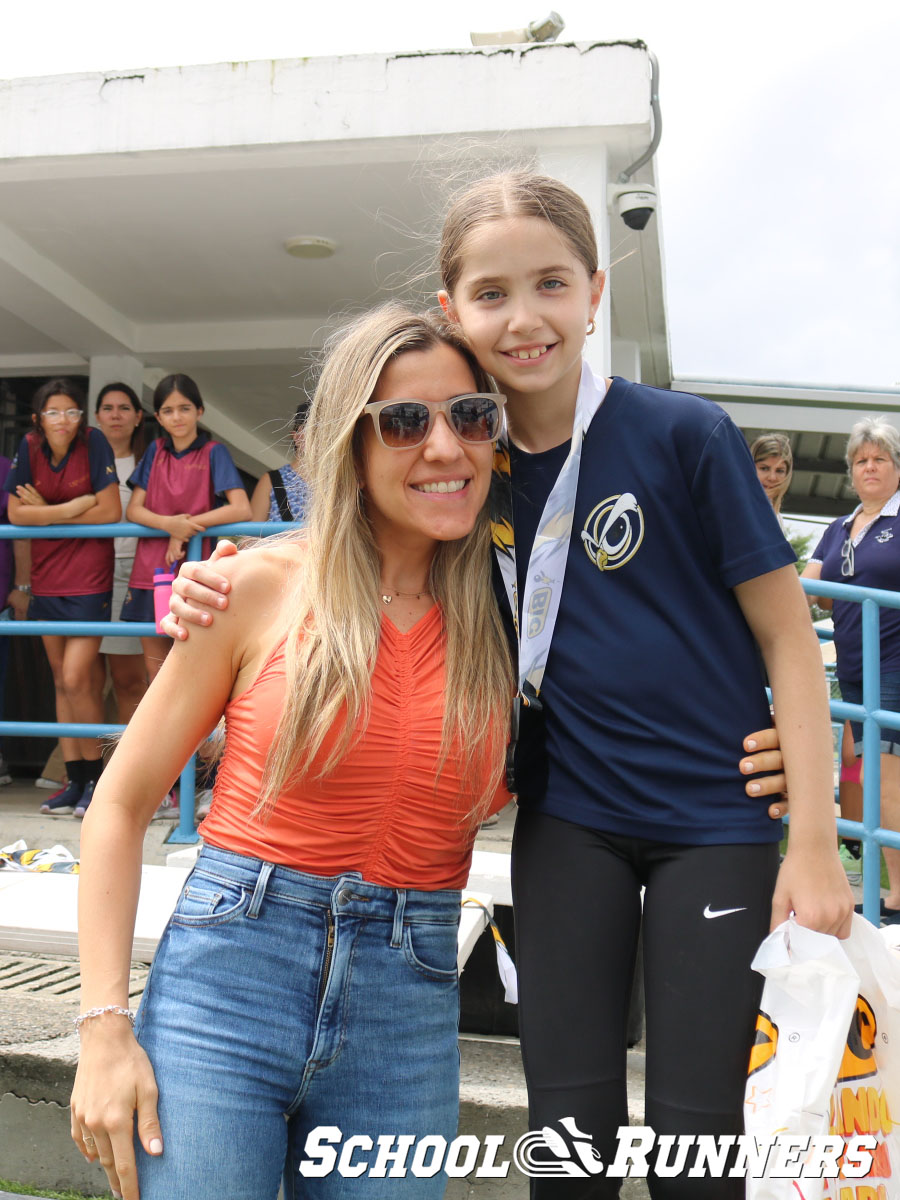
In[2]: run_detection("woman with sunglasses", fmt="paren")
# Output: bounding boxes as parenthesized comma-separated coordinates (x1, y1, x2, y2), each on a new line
(5, 378, 120, 815)
(803, 416, 900, 921)
(70, 305, 512, 1200)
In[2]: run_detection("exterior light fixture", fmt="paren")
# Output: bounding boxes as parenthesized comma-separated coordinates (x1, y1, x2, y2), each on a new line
(470, 11, 565, 46)
(284, 236, 338, 259)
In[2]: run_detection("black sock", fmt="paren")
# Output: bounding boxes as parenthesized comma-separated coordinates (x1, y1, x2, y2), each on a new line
(65, 759, 85, 786)
(82, 759, 103, 784)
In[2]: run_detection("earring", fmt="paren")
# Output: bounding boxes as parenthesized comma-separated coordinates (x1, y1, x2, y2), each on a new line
(587, 320, 596, 336)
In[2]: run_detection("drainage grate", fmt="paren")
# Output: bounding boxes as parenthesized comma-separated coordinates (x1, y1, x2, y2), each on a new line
(0, 952, 149, 1004)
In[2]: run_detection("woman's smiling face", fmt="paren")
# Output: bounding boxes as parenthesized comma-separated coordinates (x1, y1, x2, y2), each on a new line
(358, 342, 494, 554)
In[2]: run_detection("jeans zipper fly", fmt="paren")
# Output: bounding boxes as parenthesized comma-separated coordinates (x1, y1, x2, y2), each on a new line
(319, 909, 335, 1004)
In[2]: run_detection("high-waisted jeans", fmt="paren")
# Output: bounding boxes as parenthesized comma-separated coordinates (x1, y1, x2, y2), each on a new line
(135, 846, 462, 1199)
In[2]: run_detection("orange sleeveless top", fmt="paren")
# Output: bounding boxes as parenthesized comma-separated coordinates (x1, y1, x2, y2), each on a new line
(199, 606, 508, 889)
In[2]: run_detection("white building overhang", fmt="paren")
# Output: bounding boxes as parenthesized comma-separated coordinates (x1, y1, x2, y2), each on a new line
(676, 377, 900, 519)
(0, 42, 669, 472)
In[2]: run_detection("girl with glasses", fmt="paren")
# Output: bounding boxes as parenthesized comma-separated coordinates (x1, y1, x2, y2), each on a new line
(71, 306, 513, 1200)
(5, 377, 121, 815)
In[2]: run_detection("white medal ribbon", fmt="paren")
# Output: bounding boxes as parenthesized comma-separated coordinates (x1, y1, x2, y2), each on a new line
(492, 363, 607, 698)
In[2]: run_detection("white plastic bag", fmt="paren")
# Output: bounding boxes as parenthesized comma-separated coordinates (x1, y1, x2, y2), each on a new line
(745, 915, 900, 1199)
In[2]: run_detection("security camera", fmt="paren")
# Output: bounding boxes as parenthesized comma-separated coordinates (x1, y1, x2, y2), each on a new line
(607, 183, 658, 232)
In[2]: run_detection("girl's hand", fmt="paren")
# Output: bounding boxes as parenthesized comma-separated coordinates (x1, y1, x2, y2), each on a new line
(165, 513, 205, 542)
(71, 1022, 163, 1200)
(160, 543, 238, 641)
(740, 727, 789, 820)
(165, 535, 187, 566)
(770, 841, 854, 937)
(15, 483, 48, 506)
(67, 493, 99, 517)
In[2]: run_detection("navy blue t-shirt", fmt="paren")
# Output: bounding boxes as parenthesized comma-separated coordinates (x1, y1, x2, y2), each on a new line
(501, 376, 795, 845)
(811, 494, 900, 679)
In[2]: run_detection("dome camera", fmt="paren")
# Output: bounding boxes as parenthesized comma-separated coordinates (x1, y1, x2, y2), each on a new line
(607, 184, 658, 232)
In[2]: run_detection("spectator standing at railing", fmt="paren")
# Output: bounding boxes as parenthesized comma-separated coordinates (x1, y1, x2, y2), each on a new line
(122, 373, 250, 687)
(4, 378, 120, 816)
(249, 400, 310, 523)
(94, 383, 149, 725)
(750, 432, 793, 528)
(803, 416, 900, 923)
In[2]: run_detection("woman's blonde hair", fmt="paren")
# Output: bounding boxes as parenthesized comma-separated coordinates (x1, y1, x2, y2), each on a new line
(259, 302, 512, 817)
(750, 433, 793, 511)
(439, 171, 599, 295)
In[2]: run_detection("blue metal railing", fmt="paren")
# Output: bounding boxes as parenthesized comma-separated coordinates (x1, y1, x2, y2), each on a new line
(0, 521, 293, 843)
(1, 528, 897, 914)
(801, 576, 900, 926)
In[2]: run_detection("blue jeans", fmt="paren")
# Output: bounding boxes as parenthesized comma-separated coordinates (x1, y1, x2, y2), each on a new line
(135, 846, 461, 1199)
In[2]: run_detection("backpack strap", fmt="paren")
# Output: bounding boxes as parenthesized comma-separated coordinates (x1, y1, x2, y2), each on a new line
(268, 469, 294, 521)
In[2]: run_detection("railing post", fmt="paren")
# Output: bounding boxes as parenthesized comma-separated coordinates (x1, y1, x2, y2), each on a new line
(860, 598, 882, 925)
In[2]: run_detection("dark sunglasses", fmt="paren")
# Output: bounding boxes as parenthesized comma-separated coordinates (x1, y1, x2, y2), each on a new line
(362, 394, 506, 449)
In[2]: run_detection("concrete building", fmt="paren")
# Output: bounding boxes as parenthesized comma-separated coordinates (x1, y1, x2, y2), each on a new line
(1, 40, 897, 516)
(0, 40, 667, 476)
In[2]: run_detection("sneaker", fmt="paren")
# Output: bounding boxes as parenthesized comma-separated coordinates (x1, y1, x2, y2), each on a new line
(74, 780, 97, 819)
(0, 759, 11, 787)
(151, 791, 180, 822)
(39, 779, 83, 816)
(479, 812, 501, 829)
(838, 844, 861, 883)
(35, 776, 64, 790)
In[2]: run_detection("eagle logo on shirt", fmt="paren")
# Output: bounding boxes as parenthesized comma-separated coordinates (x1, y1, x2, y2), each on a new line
(581, 493, 644, 572)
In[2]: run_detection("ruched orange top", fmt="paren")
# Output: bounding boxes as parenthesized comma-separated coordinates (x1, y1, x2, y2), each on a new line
(199, 606, 508, 890)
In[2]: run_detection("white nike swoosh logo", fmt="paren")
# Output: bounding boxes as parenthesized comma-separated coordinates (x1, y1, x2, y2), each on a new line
(703, 904, 747, 919)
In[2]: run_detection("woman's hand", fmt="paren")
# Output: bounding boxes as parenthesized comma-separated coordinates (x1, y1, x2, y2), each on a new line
(770, 839, 854, 937)
(160, 542, 238, 640)
(741, 727, 789, 820)
(71, 1020, 163, 1200)
(164, 513, 206, 543)
(15, 483, 48, 506)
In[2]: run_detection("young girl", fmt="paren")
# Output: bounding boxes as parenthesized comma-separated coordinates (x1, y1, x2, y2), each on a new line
(122, 373, 250, 682)
(167, 175, 847, 1194)
(71, 306, 512, 1200)
(435, 172, 851, 1196)
(94, 382, 149, 724)
(5, 378, 121, 816)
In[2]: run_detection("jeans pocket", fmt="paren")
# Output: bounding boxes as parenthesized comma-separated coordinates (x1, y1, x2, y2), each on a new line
(402, 921, 459, 981)
(171, 875, 250, 927)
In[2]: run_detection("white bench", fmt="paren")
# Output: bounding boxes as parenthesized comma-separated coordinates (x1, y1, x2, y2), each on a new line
(0, 855, 509, 971)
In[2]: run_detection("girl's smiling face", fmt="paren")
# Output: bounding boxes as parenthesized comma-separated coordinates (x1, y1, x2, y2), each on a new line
(441, 216, 603, 411)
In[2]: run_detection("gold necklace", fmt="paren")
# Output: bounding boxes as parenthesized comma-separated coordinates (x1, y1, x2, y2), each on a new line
(380, 586, 431, 605)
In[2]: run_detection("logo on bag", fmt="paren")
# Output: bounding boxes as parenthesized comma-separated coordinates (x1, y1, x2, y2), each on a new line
(748, 1011, 778, 1076)
(838, 994, 878, 1084)
(581, 493, 644, 572)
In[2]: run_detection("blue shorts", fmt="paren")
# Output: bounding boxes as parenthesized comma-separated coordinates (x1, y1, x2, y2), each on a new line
(839, 671, 900, 757)
(120, 586, 154, 623)
(135, 846, 461, 1198)
(29, 592, 111, 623)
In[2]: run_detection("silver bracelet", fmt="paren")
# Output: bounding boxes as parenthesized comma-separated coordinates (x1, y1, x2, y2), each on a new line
(74, 1005, 136, 1033)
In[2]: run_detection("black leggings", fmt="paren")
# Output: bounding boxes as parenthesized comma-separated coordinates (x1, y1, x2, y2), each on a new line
(511, 810, 780, 1199)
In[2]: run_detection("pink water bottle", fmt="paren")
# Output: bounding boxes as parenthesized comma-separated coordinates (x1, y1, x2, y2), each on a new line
(153, 567, 175, 635)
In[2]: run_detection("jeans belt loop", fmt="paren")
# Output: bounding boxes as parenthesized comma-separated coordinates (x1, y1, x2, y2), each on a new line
(247, 861, 274, 920)
(390, 889, 407, 948)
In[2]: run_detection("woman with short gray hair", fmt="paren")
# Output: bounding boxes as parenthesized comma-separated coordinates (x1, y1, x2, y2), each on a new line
(804, 416, 900, 921)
